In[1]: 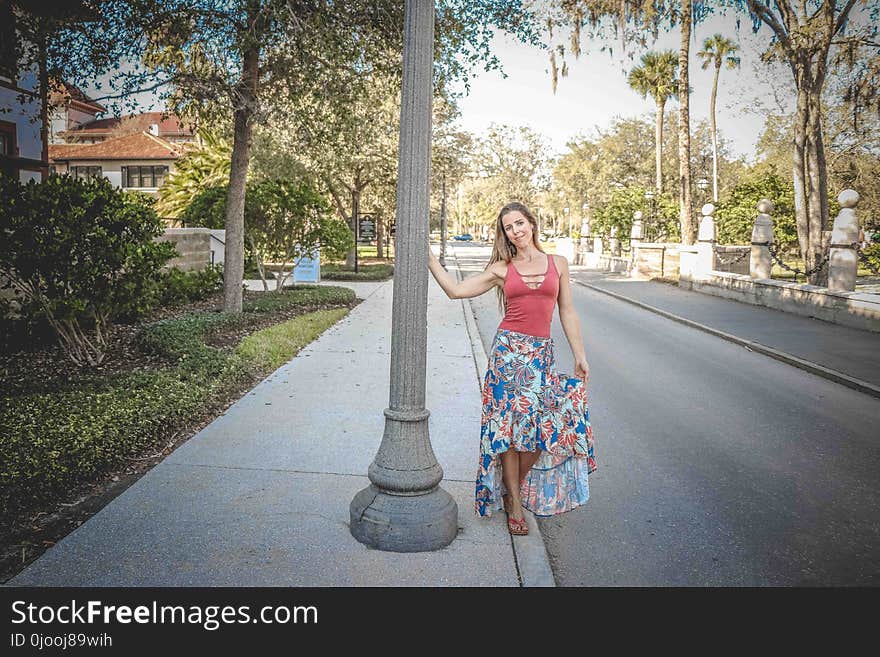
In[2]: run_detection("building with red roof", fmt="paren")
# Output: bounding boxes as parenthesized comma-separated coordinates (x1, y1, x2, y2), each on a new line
(47, 80, 106, 144)
(49, 132, 187, 195)
(57, 111, 195, 145)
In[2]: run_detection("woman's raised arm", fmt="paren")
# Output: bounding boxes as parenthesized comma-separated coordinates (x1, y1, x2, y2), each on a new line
(428, 247, 503, 299)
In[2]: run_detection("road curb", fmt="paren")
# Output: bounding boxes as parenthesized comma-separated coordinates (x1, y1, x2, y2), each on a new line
(445, 243, 556, 587)
(575, 278, 880, 400)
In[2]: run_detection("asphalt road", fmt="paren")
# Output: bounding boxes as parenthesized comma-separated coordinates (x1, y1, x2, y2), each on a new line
(449, 241, 880, 586)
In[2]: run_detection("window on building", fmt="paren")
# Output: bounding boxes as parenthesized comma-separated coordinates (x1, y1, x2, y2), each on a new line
(0, 122, 15, 157)
(122, 165, 168, 188)
(71, 166, 102, 180)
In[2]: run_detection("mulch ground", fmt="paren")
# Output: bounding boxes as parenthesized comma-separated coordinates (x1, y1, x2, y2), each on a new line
(0, 289, 360, 583)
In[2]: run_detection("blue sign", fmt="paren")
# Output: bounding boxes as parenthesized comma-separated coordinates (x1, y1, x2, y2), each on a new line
(294, 250, 321, 283)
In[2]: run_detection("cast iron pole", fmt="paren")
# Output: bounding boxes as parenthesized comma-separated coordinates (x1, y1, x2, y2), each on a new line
(349, 0, 457, 552)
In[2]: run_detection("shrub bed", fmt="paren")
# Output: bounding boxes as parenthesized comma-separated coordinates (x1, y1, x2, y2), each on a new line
(0, 286, 357, 522)
(154, 266, 224, 309)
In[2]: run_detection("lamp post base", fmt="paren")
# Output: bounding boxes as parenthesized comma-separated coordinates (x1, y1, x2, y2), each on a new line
(350, 484, 458, 553)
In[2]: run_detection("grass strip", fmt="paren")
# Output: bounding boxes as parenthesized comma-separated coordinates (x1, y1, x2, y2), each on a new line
(236, 308, 348, 372)
(321, 263, 394, 281)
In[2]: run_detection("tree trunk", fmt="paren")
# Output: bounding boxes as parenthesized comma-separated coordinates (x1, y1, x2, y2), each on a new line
(792, 78, 811, 278)
(745, 0, 849, 286)
(222, 21, 260, 313)
(790, 53, 832, 287)
(806, 83, 830, 286)
(37, 28, 49, 180)
(655, 97, 665, 194)
(710, 61, 720, 203)
(678, 0, 694, 244)
(247, 235, 268, 291)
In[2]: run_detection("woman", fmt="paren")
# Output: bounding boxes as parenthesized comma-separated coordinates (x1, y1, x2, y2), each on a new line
(428, 202, 596, 536)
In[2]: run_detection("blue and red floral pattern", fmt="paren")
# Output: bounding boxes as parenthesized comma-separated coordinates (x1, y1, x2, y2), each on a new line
(475, 328, 597, 517)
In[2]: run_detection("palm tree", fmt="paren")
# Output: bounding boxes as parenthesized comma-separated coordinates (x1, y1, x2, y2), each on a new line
(627, 50, 679, 195)
(698, 34, 740, 203)
(156, 130, 232, 220)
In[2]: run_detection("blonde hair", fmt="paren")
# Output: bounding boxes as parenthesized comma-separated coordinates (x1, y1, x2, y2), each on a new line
(487, 202, 544, 313)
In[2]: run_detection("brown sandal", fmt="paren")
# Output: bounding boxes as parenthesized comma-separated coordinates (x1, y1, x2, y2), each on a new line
(507, 516, 528, 536)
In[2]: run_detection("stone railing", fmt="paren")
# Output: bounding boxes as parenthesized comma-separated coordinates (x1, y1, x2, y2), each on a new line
(578, 213, 681, 278)
(577, 190, 879, 331)
(679, 191, 880, 332)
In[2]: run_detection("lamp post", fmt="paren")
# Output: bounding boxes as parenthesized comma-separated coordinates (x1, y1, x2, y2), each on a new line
(439, 173, 447, 267)
(644, 189, 656, 242)
(349, 0, 458, 553)
(697, 177, 710, 201)
(576, 202, 590, 262)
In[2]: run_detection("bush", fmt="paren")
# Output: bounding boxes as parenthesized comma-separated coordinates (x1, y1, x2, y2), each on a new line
(0, 174, 176, 366)
(592, 185, 679, 243)
(137, 311, 246, 377)
(246, 179, 354, 289)
(715, 165, 797, 246)
(0, 314, 57, 354)
(0, 366, 241, 519)
(179, 186, 227, 229)
(180, 181, 353, 288)
(244, 285, 355, 312)
(156, 265, 224, 308)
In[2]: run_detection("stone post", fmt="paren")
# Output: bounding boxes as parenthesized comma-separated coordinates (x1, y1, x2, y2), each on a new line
(828, 189, 860, 292)
(750, 199, 774, 280)
(582, 218, 592, 250)
(630, 210, 643, 263)
(350, 0, 458, 553)
(696, 203, 716, 276)
(631, 211, 644, 243)
(575, 218, 589, 264)
(593, 235, 603, 256)
(610, 225, 620, 257)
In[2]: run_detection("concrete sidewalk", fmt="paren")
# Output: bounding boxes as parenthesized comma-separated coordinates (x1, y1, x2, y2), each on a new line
(571, 269, 880, 398)
(9, 254, 547, 587)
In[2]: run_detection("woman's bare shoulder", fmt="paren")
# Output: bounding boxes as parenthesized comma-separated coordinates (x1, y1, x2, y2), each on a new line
(486, 260, 509, 281)
(551, 253, 569, 272)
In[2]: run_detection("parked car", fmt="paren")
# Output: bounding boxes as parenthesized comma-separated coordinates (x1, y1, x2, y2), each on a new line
(453, 233, 473, 241)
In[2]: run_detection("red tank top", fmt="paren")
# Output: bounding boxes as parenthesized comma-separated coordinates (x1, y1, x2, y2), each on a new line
(498, 254, 559, 338)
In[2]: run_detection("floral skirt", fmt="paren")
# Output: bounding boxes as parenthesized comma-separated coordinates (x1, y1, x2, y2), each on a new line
(475, 328, 597, 517)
